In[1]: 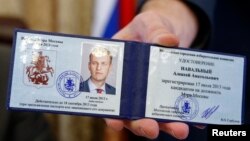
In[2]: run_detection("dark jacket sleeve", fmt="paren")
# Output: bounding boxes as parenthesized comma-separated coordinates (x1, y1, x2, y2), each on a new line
(185, 0, 216, 49)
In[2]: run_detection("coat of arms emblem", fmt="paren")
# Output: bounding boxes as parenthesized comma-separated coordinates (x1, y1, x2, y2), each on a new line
(24, 50, 56, 87)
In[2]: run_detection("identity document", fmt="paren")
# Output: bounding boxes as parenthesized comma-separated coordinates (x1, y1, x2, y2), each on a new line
(7, 29, 246, 125)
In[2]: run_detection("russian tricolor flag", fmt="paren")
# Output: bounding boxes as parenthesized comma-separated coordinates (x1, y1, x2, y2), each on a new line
(91, 0, 136, 38)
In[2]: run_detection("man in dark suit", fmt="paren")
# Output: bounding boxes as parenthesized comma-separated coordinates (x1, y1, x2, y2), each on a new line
(79, 47, 116, 95)
(105, 0, 250, 140)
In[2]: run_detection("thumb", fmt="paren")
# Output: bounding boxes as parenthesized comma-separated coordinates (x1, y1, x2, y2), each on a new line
(112, 12, 180, 47)
(151, 31, 179, 47)
(112, 23, 179, 47)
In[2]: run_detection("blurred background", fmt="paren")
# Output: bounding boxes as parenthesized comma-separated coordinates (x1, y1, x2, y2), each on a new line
(0, 0, 142, 141)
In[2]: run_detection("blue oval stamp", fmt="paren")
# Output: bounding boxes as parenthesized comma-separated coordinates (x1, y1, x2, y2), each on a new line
(175, 95, 199, 120)
(56, 70, 83, 98)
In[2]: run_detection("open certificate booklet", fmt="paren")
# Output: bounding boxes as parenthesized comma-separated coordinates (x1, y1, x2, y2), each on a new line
(7, 29, 246, 125)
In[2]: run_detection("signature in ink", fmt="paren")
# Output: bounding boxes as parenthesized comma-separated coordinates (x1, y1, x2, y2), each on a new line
(201, 105, 219, 119)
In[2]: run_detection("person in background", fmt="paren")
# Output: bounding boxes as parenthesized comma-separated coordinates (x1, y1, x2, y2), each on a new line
(105, 0, 250, 140)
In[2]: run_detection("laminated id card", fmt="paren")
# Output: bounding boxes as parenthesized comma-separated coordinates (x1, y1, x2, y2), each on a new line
(7, 29, 246, 125)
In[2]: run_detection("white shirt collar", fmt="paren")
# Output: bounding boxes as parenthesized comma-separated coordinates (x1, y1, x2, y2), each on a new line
(88, 79, 106, 94)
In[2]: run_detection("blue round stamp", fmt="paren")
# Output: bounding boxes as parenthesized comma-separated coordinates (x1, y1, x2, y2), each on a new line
(175, 95, 199, 120)
(56, 70, 83, 98)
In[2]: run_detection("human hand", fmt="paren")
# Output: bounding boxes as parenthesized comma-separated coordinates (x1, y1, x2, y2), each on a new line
(112, 0, 198, 48)
(105, 0, 199, 139)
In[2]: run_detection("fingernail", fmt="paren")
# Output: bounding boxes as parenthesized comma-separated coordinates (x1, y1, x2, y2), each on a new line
(170, 129, 178, 139)
(196, 125, 206, 129)
(139, 128, 157, 139)
(139, 128, 147, 137)
(171, 130, 187, 140)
